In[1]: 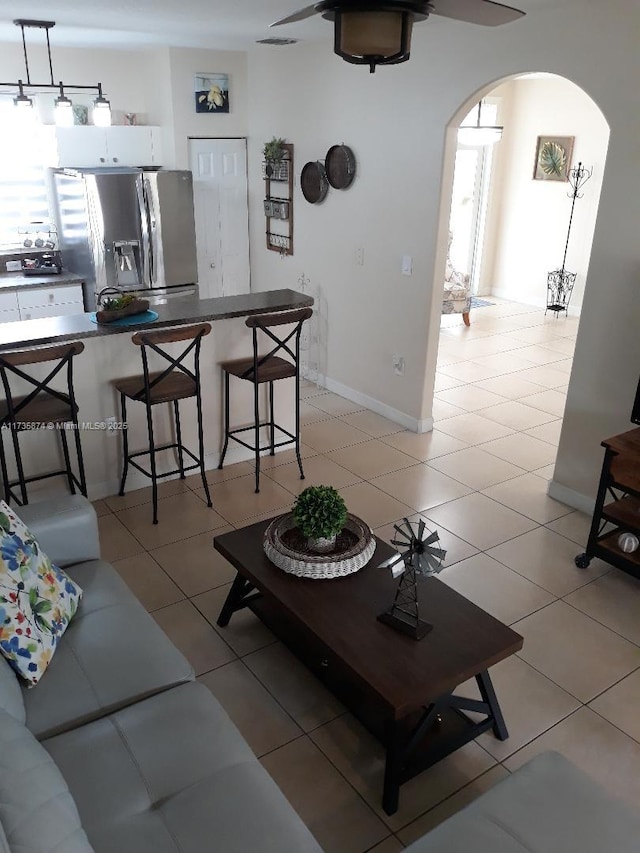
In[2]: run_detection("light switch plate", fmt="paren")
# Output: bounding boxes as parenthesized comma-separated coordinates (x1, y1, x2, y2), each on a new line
(402, 255, 413, 276)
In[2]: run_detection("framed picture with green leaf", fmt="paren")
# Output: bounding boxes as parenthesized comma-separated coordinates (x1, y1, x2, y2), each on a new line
(533, 135, 574, 181)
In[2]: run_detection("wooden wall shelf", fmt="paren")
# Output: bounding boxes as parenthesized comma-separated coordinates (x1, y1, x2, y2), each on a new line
(264, 142, 293, 256)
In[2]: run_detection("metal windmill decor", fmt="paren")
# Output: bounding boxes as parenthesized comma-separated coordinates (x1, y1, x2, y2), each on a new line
(378, 518, 447, 640)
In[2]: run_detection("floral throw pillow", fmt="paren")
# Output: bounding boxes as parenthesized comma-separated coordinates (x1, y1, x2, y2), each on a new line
(0, 501, 82, 686)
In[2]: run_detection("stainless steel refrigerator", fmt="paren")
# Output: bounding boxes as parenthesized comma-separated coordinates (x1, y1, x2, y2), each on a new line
(51, 168, 198, 311)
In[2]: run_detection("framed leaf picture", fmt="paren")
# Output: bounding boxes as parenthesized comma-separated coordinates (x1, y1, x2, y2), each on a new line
(533, 135, 574, 181)
(194, 73, 230, 114)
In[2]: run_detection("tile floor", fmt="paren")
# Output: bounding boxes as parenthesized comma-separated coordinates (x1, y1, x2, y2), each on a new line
(94, 299, 640, 852)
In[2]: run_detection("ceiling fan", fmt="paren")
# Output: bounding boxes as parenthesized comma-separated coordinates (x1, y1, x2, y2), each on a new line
(271, 0, 526, 72)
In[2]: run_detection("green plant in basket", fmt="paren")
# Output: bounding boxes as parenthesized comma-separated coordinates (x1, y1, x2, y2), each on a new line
(263, 137, 286, 162)
(293, 485, 347, 551)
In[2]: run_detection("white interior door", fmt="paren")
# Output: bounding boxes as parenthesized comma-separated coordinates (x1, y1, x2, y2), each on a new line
(189, 138, 250, 299)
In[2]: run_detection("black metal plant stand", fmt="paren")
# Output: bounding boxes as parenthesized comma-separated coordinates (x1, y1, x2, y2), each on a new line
(546, 161, 592, 317)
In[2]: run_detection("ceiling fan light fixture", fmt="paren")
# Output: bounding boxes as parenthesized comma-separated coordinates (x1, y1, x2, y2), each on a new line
(335, 9, 414, 73)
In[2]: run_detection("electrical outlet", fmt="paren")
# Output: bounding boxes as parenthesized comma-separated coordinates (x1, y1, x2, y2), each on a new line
(393, 355, 405, 376)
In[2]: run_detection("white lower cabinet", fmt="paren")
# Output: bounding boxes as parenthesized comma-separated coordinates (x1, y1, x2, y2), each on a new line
(16, 284, 84, 321)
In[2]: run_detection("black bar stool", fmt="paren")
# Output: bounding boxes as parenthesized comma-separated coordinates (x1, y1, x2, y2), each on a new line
(0, 342, 87, 505)
(218, 307, 313, 493)
(113, 323, 213, 525)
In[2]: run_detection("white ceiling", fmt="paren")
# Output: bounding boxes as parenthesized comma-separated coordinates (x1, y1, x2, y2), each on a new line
(0, 0, 562, 50)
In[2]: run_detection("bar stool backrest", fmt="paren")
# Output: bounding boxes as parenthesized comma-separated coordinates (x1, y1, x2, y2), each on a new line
(131, 323, 212, 400)
(243, 308, 313, 381)
(0, 342, 85, 423)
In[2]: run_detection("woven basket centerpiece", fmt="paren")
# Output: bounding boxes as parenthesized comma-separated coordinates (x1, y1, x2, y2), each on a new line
(263, 512, 375, 580)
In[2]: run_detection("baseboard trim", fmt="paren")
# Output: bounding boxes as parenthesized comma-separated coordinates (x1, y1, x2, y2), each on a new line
(489, 286, 582, 318)
(320, 375, 432, 433)
(547, 479, 595, 515)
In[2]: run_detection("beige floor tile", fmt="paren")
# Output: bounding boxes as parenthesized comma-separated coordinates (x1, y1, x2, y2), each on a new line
(519, 389, 567, 418)
(397, 766, 510, 844)
(434, 386, 508, 413)
(480, 433, 557, 471)
(475, 375, 547, 400)
(458, 656, 580, 761)
(371, 465, 472, 513)
(436, 412, 514, 444)
(375, 514, 478, 569)
(488, 526, 609, 596)
(208, 473, 294, 524)
(504, 706, 640, 809)
(545, 510, 592, 546)
(532, 463, 556, 480)
(104, 477, 192, 512)
(478, 401, 557, 431)
(244, 643, 345, 732)
(91, 499, 111, 517)
(328, 440, 417, 480)
(380, 429, 468, 462)
(300, 381, 328, 399)
(437, 361, 503, 383)
(481, 473, 572, 525)
(472, 353, 538, 374)
(564, 571, 640, 645)
(516, 365, 569, 389)
(303, 419, 371, 453)
(256, 443, 318, 470)
(309, 392, 365, 416)
(97, 512, 145, 561)
(149, 526, 236, 597)
(511, 345, 567, 366)
(339, 410, 405, 438)
(513, 600, 640, 702)
(552, 358, 573, 375)
(589, 669, 640, 743)
(433, 372, 466, 393)
(185, 459, 255, 487)
(263, 454, 361, 496)
(199, 661, 302, 757)
(431, 398, 467, 421)
(300, 399, 333, 426)
(261, 736, 389, 853)
(310, 714, 496, 832)
(113, 491, 227, 549)
(427, 447, 526, 490)
(112, 552, 184, 612)
(439, 553, 555, 625)
(502, 325, 565, 346)
(542, 337, 577, 356)
(193, 582, 277, 656)
(152, 600, 236, 675)
(338, 481, 416, 528)
(524, 419, 563, 445)
(426, 493, 538, 550)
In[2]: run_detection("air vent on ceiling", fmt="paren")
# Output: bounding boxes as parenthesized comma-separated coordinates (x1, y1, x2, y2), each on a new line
(256, 37, 298, 45)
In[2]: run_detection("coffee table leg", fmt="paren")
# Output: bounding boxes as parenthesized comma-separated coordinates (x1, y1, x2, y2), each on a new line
(476, 670, 508, 740)
(382, 720, 403, 815)
(217, 574, 254, 627)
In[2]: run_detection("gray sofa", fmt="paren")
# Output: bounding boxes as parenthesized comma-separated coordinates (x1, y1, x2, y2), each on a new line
(0, 496, 321, 853)
(2, 497, 639, 853)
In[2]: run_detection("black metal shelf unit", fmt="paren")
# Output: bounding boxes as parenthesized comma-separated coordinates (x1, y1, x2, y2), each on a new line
(264, 142, 293, 257)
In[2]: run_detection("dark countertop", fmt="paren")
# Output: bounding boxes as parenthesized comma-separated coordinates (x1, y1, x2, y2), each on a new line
(0, 271, 85, 291)
(0, 289, 314, 351)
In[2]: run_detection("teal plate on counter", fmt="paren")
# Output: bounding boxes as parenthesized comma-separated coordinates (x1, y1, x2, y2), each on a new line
(90, 310, 159, 327)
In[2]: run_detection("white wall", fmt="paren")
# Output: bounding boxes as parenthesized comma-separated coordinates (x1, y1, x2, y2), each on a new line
(246, 0, 640, 508)
(486, 76, 609, 311)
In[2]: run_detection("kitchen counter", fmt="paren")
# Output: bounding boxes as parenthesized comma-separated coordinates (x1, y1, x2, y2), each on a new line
(0, 271, 84, 291)
(0, 289, 313, 351)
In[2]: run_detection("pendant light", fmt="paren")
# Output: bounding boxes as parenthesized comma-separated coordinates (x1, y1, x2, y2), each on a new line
(457, 101, 503, 146)
(334, 8, 415, 73)
(3, 20, 110, 126)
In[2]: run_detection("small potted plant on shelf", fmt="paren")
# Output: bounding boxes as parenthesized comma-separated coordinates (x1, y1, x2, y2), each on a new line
(262, 137, 288, 181)
(292, 485, 348, 554)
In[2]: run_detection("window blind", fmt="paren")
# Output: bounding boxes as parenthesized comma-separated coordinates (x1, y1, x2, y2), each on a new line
(0, 98, 50, 248)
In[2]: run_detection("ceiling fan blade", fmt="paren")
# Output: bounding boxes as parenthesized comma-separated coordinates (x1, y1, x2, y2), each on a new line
(271, 4, 319, 26)
(432, 0, 525, 26)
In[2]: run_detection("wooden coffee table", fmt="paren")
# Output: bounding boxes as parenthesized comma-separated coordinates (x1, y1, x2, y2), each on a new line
(215, 519, 523, 815)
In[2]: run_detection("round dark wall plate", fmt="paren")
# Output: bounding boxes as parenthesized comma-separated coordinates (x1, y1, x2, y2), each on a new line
(325, 144, 356, 190)
(301, 161, 329, 204)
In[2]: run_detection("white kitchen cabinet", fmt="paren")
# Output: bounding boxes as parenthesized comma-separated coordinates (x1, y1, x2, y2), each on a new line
(0, 309, 21, 323)
(17, 284, 84, 321)
(43, 126, 162, 168)
(0, 292, 19, 313)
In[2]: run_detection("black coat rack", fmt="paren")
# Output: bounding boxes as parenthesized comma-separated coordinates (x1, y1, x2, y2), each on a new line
(546, 162, 593, 316)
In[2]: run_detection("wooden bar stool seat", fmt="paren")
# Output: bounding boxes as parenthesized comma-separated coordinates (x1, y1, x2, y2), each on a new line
(218, 307, 313, 493)
(0, 342, 87, 506)
(113, 323, 213, 524)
